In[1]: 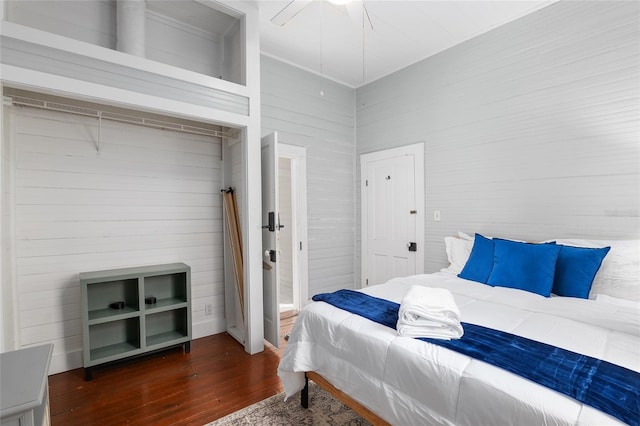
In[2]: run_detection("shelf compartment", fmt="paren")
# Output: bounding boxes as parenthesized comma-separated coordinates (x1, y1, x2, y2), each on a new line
(89, 317, 141, 363)
(146, 331, 189, 348)
(145, 299, 188, 314)
(145, 308, 189, 348)
(144, 273, 187, 305)
(88, 307, 139, 325)
(87, 278, 139, 321)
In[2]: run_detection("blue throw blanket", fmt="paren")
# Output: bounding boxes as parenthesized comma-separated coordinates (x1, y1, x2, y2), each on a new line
(313, 289, 640, 426)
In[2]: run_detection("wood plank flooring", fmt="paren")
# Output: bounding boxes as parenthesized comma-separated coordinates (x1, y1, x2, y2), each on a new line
(49, 311, 299, 426)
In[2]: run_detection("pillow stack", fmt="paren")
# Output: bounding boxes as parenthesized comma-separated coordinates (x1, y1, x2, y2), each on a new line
(456, 233, 611, 299)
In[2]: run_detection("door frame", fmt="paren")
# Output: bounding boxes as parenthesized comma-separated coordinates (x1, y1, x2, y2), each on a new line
(360, 142, 425, 287)
(279, 143, 309, 309)
(261, 132, 280, 348)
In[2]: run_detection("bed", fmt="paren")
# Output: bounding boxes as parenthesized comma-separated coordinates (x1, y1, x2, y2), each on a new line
(278, 235, 640, 425)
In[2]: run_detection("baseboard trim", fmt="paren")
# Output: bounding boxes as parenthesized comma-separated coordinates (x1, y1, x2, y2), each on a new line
(50, 349, 83, 375)
(193, 317, 226, 339)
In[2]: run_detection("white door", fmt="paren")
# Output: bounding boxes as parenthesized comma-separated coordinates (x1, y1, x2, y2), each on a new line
(261, 132, 280, 348)
(361, 143, 424, 286)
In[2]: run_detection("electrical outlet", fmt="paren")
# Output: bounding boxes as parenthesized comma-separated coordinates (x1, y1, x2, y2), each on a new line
(205, 304, 213, 315)
(434, 210, 441, 222)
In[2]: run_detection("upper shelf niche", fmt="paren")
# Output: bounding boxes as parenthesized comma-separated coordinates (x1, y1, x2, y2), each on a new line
(5, 0, 243, 85)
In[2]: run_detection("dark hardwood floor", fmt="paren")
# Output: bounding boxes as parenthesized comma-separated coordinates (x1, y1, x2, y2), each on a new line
(49, 311, 299, 426)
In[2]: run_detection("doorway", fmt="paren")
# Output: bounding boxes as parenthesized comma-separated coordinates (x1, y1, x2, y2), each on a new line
(278, 144, 308, 313)
(261, 134, 308, 349)
(361, 143, 425, 286)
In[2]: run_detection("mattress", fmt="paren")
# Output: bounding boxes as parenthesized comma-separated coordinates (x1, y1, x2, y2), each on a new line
(278, 272, 640, 425)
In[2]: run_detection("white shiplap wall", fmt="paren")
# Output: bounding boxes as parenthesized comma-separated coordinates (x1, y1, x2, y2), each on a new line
(145, 10, 224, 79)
(7, 0, 117, 49)
(261, 55, 356, 296)
(10, 106, 224, 372)
(356, 1, 640, 274)
(223, 20, 243, 85)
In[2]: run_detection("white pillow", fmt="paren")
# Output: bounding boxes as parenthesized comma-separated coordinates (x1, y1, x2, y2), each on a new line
(555, 239, 640, 301)
(458, 231, 474, 241)
(445, 232, 532, 275)
(443, 235, 474, 275)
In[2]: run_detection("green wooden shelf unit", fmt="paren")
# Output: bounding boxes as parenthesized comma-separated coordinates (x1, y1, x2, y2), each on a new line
(80, 263, 192, 380)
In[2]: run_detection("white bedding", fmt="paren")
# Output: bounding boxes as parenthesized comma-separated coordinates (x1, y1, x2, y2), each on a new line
(278, 272, 640, 425)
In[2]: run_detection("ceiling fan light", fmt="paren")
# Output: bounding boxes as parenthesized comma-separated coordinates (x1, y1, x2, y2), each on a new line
(328, 0, 353, 5)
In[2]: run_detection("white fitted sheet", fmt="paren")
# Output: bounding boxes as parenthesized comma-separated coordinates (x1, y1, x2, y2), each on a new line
(277, 272, 640, 425)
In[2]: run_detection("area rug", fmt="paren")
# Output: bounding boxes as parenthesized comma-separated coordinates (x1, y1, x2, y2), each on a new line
(205, 383, 371, 425)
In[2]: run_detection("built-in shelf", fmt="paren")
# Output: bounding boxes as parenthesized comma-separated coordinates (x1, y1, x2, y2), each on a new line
(1, 1, 251, 127)
(80, 263, 191, 380)
(4, 0, 243, 85)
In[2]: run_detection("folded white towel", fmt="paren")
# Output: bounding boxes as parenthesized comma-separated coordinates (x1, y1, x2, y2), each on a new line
(397, 285, 464, 340)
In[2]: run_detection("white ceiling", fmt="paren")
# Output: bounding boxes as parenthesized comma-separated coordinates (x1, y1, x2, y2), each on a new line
(257, 0, 556, 88)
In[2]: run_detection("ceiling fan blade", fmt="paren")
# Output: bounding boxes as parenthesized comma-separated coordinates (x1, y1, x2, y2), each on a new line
(363, 2, 373, 30)
(271, 0, 313, 26)
(344, 1, 373, 31)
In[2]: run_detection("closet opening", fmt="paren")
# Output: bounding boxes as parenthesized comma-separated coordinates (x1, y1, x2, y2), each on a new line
(1, 87, 246, 370)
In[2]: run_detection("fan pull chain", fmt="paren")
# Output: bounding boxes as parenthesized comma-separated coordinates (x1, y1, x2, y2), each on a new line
(320, 0, 325, 96)
(362, 0, 365, 82)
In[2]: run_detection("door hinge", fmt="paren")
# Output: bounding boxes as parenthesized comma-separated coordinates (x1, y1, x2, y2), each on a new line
(299, 241, 303, 251)
(365, 180, 368, 187)
(366, 278, 369, 286)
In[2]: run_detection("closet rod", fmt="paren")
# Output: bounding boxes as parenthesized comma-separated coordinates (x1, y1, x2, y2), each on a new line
(6, 94, 233, 139)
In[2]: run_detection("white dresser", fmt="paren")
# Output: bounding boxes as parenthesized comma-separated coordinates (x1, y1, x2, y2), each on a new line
(0, 344, 53, 426)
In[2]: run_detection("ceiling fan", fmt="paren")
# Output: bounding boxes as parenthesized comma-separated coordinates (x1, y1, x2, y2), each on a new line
(271, 0, 373, 30)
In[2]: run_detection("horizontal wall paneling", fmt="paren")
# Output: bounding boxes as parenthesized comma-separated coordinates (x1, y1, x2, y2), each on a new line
(10, 105, 225, 373)
(261, 55, 356, 297)
(356, 1, 640, 273)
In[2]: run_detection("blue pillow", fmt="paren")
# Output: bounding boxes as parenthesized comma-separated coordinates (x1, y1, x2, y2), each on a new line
(553, 245, 611, 299)
(487, 239, 561, 297)
(458, 234, 494, 284)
